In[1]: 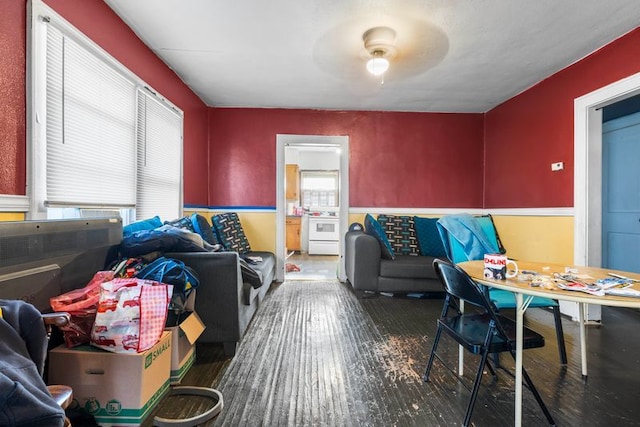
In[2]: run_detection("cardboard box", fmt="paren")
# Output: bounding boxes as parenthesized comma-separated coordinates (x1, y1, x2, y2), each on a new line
(165, 311, 205, 384)
(49, 331, 172, 426)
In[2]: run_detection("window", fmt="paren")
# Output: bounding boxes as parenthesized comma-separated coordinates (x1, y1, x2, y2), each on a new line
(300, 171, 339, 208)
(43, 23, 137, 209)
(29, 1, 183, 224)
(136, 89, 183, 221)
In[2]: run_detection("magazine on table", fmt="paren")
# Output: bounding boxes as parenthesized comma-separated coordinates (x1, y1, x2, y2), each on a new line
(552, 273, 640, 298)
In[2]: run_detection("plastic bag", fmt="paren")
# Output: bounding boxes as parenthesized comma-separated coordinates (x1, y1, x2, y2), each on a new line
(56, 308, 97, 348)
(90, 278, 173, 353)
(50, 271, 114, 312)
(50, 271, 114, 347)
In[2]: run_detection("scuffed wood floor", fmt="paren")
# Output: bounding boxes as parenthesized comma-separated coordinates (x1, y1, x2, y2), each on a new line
(146, 280, 640, 426)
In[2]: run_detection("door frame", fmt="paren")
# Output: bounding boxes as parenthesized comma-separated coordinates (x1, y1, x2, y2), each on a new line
(574, 71, 640, 266)
(275, 134, 349, 282)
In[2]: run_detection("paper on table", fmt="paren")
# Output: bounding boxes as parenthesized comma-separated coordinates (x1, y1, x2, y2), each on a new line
(596, 277, 633, 290)
(604, 288, 640, 298)
(555, 281, 604, 296)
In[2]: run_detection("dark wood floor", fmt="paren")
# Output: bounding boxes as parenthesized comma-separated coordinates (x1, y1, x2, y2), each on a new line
(145, 280, 640, 426)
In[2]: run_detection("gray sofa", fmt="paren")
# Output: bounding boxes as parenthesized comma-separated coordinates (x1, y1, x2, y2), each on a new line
(0, 216, 273, 358)
(168, 250, 275, 357)
(344, 230, 444, 297)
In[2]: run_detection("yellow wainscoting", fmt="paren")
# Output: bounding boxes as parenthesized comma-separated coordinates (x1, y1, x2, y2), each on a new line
(186, 211, 573, 266)
(491, 215, 573, 265)
(348, 212, 573, 266)
(348, 213, 366, 227)
(0, 212, 26, 221)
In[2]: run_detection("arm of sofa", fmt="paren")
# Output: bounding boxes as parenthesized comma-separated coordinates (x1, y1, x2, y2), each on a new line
(165, 251, 243, 355)
(344, 231, 381, 295)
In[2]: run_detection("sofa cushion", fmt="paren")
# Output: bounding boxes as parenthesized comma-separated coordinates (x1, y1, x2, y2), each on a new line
(414, 216, 447, 257)
(377, 214, 420, 256)
(379, 255, 439, 280)
(364, 214, 395, 260)
(247, 251, 275, 285)
(212, 213, 252, 253)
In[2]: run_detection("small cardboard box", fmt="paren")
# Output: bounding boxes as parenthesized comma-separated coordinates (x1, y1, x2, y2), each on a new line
(165, 310, 205, 384)
(49, 331, 172, 426)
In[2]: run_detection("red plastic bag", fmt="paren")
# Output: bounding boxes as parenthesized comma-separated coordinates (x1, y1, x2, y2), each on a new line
(50, 271, 115, 312)
(50, 271, 114, 347)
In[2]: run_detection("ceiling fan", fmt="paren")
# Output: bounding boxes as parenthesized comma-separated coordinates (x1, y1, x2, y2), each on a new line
(362, 26, 396, 83)
(313, 16, 449, 88)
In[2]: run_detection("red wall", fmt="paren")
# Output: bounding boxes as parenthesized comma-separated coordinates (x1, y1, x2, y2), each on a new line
(209, 108, 485, 208)
(0, 1, 27, 195)
(484, 27, 640, 208)
(3, 1, 639, 211)
(0, 0, 210, 205)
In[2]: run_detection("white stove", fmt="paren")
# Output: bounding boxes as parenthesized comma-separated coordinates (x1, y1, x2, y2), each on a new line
(308, 216, 340, 255)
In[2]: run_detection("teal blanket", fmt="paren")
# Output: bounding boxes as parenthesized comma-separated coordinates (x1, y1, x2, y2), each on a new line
(436, 214, 499, 262)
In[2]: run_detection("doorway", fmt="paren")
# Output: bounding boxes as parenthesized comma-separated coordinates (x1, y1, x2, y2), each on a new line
(574, 71, 640, 267)
(601, 110, 640, 273)
(275, 135, 349, 283)
(571, 71, 640, 322)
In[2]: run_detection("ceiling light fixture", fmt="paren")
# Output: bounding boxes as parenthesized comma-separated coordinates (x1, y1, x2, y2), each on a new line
(366, 51, 389, 76)
(363, 26, 396, 85)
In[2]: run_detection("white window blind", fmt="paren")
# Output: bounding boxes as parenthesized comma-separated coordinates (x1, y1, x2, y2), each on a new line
(45, 24, 137, 207)
(136, 89, 182, 221)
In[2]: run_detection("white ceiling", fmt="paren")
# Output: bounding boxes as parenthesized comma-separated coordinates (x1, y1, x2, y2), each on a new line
(104, 0, 640, 113)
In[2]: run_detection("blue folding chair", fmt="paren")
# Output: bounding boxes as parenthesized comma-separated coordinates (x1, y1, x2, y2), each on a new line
(440, 214, 567, 365)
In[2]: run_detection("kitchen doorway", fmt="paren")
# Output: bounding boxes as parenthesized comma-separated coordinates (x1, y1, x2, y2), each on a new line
(275, 135, 349, 283)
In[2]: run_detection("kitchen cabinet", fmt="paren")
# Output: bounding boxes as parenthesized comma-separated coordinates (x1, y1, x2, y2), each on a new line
(285, 164, 299, 201)
(286, 216, 301, 251)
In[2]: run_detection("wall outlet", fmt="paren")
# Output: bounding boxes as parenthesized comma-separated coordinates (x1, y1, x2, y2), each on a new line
(551, 162, 564, 171)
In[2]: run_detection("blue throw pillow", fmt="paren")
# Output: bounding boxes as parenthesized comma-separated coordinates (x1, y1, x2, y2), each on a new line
(364, 214, 395, 260)
(413, 216, 447, 257)
(123, 215, 162, 238)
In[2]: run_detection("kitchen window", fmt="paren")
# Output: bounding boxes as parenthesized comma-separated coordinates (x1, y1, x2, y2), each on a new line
(300, 171, 339, 208)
